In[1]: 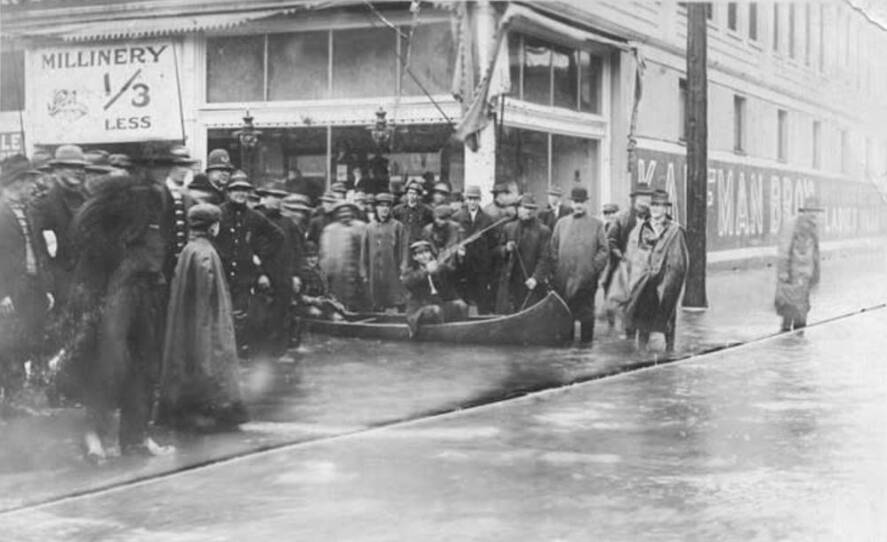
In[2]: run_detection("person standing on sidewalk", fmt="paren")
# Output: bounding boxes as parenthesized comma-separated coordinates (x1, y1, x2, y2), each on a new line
(624, 189, 688, 352)
(550, 187, 609, 344)
(360, 193, 407, 312)
(775, 196, 822, 331)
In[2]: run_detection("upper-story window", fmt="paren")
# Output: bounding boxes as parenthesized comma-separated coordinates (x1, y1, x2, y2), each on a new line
(0, 47, 24, 112)
(508, 33, 603, 114)
(789, 3, 797, 59)
(734, 95, 746, 153)
(205, 22, 455, 103)
(748, 3, 759, 41)
(773, 4, 781, 53)
(777, 109, 788, 162)
(727, 3, 738, 31)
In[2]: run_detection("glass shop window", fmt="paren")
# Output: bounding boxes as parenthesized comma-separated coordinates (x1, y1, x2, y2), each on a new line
(332, 26, 398, 99)
(523, 37, 552, 106)
(401, 22, 456, 96)
(206, 35, 265, 103)
(551, 45, 579, 110)
(579, 50, 602, 114)
(268, 31, 330, 101)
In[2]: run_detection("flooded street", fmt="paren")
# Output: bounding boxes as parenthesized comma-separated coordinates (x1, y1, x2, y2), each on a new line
(1, 287, 886, 540)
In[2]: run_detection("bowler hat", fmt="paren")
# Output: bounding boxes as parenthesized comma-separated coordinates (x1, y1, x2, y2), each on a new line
(464, 185, 482, 199)
(432, 182, 451, 194)
(630, 185, 654, 197)
(205, 148, 234, 172)
(50, 144, 87, 167)
(256, 181, 288, 198)
(187, 202, 222, 230)
(188, 173, 216, 192)
(0, 154, 31, 186)
(517, 194, 538, 209)
(375, 192, 395, 205)
(650, 189, 673, 207)
(799, 196, 825, 212)
(162, 145, 197, 165)
(570, 186, 589, 203)
(434, 204, 453, 219)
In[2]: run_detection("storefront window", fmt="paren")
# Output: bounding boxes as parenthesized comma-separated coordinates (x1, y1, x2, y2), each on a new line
(498, 127, 600, 206)
(206, 36, 264, 103)
(552, 46, 578, 109)
(268, 31, 330, 100)
(523, 37, 551, 106)
(332, 26, 397, 98)
(1, 47, 24, 111)
(401, 22, 456, 96)
(580, 51, 603, 114)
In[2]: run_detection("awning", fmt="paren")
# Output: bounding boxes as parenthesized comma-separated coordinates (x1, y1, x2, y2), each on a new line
(506, 3, 630, 52)
(58, 9, 286, 42)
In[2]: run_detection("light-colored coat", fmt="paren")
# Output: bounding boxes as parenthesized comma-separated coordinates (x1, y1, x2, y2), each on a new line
(774, 214, 820, 320)
(360, 218, 407, 310)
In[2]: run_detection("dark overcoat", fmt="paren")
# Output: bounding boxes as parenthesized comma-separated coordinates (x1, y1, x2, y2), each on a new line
(495, 217, 552, 313)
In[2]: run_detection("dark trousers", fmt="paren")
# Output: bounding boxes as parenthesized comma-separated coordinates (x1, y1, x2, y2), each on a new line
(567, 284, 598, 343)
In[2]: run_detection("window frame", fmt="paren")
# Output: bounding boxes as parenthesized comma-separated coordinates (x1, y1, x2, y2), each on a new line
(748, 3, 759, 42)
(812, 120, 821, 170)
(777, 109, 788, 163)
(733, 95, 747, 154)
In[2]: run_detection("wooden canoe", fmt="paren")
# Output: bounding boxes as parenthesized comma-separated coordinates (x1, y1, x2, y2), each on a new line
(302, 291, 575, 346)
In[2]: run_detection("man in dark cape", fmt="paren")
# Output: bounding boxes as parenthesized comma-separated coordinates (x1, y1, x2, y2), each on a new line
(158, 203, 247, 432)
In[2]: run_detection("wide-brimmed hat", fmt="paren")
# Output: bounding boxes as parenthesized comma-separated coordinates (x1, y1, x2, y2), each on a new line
(0, 154, 31, 186)
(282, 194, 313, 213)
(570, 186, 589, 203)
(256, 181, 288, 198)
(432, 182, 451, 195)
(409, 240, 435, 254)
(187, 202, 222, 230)
(85, 150, 114, 174)
(434, 204, 454, 219)
(464, 185, 482, 199)
(517, 194, 538, 209)
(50, 144, 87, 167)
(650, 189, 673, 207)
(205, 148, 234, 172)
(167, 145, 197, 165)
(799, 196, 825, 212)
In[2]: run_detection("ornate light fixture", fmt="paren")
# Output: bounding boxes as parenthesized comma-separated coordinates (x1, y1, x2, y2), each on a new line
(233, 110, 263, 178)
(367, 106, 396, 153)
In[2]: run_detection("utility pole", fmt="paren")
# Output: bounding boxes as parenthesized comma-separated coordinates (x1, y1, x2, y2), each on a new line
(683, 2, 708, 309)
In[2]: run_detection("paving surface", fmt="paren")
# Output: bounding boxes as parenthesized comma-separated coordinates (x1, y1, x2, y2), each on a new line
(1, 246, 886, 522)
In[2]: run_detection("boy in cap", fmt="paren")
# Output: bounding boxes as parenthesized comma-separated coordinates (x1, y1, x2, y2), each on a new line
(392, 178, 434, 244)
(401, 240, 468, 337)
(550, 186, 610, 345)
(158, 203, 248, 432)
(494, 194, 552, 314)
(360, 192, 407, 312)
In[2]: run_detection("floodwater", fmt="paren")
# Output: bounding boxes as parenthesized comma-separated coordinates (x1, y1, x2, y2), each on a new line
(0, 286, 884, 540)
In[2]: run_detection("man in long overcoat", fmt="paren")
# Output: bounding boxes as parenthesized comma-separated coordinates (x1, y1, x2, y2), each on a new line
(624, 189, 688, 352)
(452, 185, 497, 314)
(538, 186, 572, 231)
(551, 187, 610, 344)
(320, 202, 367, 311)
(360, 193, 407, 312)
(495, 194, 552, 314)
(774, 196, 822, 331)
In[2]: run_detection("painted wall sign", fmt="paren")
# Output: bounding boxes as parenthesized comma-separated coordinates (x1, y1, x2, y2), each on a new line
(634, 148, 887, 251)
(27, 41, 183, 144)
(0, 131, 24, 159)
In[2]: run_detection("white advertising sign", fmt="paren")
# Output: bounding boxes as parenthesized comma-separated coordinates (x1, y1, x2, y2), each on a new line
(28, 41, 183, 144)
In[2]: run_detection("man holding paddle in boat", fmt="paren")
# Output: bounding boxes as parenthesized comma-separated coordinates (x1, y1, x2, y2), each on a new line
(494, 194, 553, 315)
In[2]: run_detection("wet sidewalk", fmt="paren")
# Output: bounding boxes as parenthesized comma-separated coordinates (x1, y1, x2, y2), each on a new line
(2, 276, 885, 541)
(1, 243, 887, 513)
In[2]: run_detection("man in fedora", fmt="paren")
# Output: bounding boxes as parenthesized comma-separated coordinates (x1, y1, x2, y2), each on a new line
(775, 195, 823, 332)
(483, 182, 512, 222)
(539, 186, 571, 231)
(1, 155, 53, 395)
(430, 182, 451, 208)
(624, 189, 688, 352)
(320, 201, 367, 311)
(360, 192, 407, 312)
(551, 186, 610, 344)
(215, 172, 284, 351)
(495, 194, 552, 314)
(31, 144, 89, 313)
(204, 148, 234, 205)
(452, 185, 497, 314)
(393, 178, 434, 244)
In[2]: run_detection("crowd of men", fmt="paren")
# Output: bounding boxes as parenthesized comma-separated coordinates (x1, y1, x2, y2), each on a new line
(0, 142, 690, 459)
